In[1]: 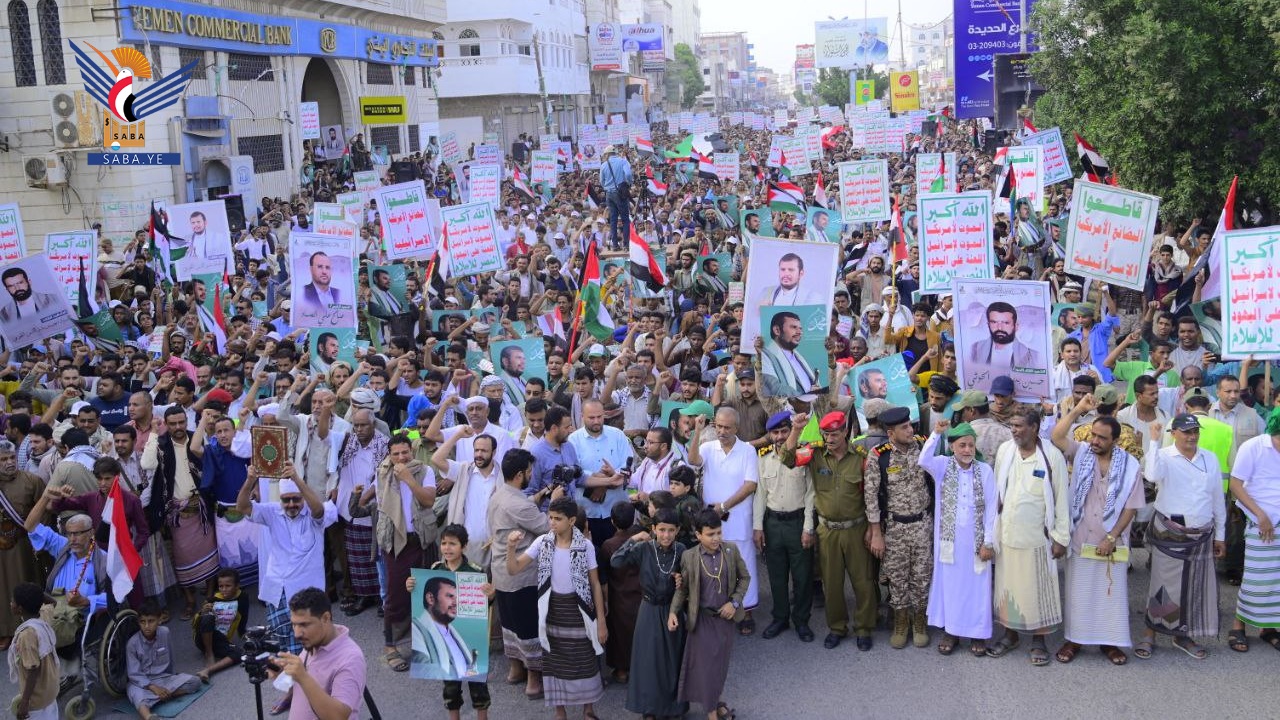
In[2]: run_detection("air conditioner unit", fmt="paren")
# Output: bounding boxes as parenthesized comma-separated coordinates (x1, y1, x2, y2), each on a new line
(23, 154, 66, 189)
(51, 90, 101, 149)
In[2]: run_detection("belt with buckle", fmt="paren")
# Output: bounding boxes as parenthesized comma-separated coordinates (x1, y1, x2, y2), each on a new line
(818, 516, 863, 530)
(766, 508, 805, 521)
(643, 594, 674, 605)
(891, 511, 929, 524)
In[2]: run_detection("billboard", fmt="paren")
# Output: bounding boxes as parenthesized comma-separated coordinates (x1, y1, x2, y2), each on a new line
(992, 53, 1044, 130)
(889, 70, 920, 111)
(589, 23, 624, 71)
(814, 18, 890, 69)
(795, 44, 815, 69)
(622, 22, 665, 69)
(954, 0, 1037, 119)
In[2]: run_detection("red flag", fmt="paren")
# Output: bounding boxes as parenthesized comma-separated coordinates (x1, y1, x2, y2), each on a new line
(890, 197, 908, 263)
(1022, 118, 1039, 134)
(102, 477, 143, 602)
(813, 171, 829, 209)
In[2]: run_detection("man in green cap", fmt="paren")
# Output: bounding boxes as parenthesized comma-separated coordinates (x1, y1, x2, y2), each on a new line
(1069, 292, 1121, 382)
(918, 419, 998, 656)
(953, 390, 1013, 463)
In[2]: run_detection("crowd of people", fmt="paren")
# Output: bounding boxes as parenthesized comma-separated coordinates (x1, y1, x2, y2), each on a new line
(1, 107, 1278, 720)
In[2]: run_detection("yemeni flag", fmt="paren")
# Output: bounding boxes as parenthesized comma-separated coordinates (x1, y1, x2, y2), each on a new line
(929, 153, 948, 194)
(693, 150, 718, 181)
(102, 477, 143, 602)
(993, 146, 1009, 166)
(511, 164, 537, 202)
(749, 151, 765, 183)
(1022, 118, 1039, 135)
(580, 242, 614, 340)
(645, 165, 667, 197)
(768, 178, 806, 214)
(629, 225, 667, 292)
(536, 306, 566, 340)
(1195, 175, 1238, 302)
(1075, 133, 1116, 186)
(890, 197, 909, 264)
(813, 171, 829, 209)
(635, 136, 654, 155)
(820, 125, 844, 150)
(436, 223, 452, 282)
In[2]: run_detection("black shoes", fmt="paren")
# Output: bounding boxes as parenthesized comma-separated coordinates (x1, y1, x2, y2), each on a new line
(796, 625, 815, 643)
(856, 635, 873, 651)
(762, 621, 789, 639)
(823, 633, 843, 649)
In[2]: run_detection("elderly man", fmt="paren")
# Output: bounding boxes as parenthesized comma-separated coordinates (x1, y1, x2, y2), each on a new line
(952, 390, 1013, 463)
(1226, 407, 1280, 653)
(570, 399, 635, 549)
(426, 394, 514, 467)
(23, 489, 109, 618)
(604, 363, 656, 442)
(1137, 414, 1227, 659)
(333, 409, 388, 617)
(753, 412, 816, 642)
(1051, 396, 1144, 666)
(688, 407, 760, 635)
(0, 439, 45, 649)
(988, 406, 1070, 666)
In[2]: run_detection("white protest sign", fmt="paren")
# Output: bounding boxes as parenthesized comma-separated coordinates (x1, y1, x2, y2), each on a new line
(779, 136, 811, 176)
(312, 203, 356, 240)
(439, 132, 465, 166)
(713, 153, 740, 182)
(353, 171, 381, 193)
(299, 102, 320, 140)
(337, 192, 365, 227)
(441, 202, 503, 278)
(530, 150, 558, 187)
(372, 180, 441, 261)
(916, 153, 957, 196)
(1021, 127, 1072, 187)
(917, 192, 995, 293)
(43, 231, 97, 310)
(467, 164, 502, 211)
(1005, 146, 1045, 211)
(1063, 179, 1159, 291)
(837, 160, 890, 223)
(474, 144, 502, 167)
(0, 203, 25, 264)
(1220, 226, 1280, 359)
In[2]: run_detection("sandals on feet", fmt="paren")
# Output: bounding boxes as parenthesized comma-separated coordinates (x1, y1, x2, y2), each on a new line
(969, 640, 987, 657)
(1102, 645, 1128, 666)
(715, 702, 736, 720)
(1055, 641, 1081, 664)
(737, 618, 755, 636)
(1228, 629, 1249, 653)
(1260, 629, 1280, 652)
(937, 633, 957, 656)
(1133, 640, 1154, 659)
(383, 650, 408, 672)
(1173, 638, 1208, 659)
(985, 635, 1021, 658)
(1028, 639, 1050, 666)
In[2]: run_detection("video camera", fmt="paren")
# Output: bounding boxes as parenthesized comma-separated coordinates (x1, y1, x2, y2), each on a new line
(550, 464, 582, 488)
(241, 625, 284, 684)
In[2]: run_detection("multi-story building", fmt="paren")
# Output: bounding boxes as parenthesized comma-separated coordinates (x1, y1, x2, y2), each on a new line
(697, 30, 749, 112)
(670, 0, 700, 53)
(0, 0, 445, 248)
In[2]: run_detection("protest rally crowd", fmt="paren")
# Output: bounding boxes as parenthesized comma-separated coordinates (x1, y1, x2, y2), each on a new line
(2, 102, 1279, 720)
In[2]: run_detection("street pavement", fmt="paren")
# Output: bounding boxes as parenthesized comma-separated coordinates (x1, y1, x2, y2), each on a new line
(4, 545, 1276, 719)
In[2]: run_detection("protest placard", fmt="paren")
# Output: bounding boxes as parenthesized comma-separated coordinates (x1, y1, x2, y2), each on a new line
(440, 201, 503, 278)
(490, 337, 547, 404)
(714, 152, 740, 182)
(1063, 180, 1159, 291)
(954, 277, 1054, 402)
(917, 192, 995, 293)
(439, 131, 464, 166)
(409, 568, 490, 681)
(847, 354, 920, 423)
(1219, 226, 1280, 359)
(299, 102, 320, 140)
(337, 191, 365, 227)
(530, 150, 558, 187)
(467, 164, 502, 211)
(915, 153, 957, 196)
(0, 254, 76, 348)
(353, 170, 381, 193)
(312, 203, 356, 240)
(779, 136, 811, 176)
(758, 304, 829, 397)
(1005, 146, 1045, 211)
(608, 124, 629, 147)
(43, 231, 97, 310)
(837, 160, 890, 223)
(373, 180, 441, 261)
(309, 327, 356, 376)
(740, 237, 838, 353)
(290, 233, 357, 329)
(474, 143, 501, 167)
(799, 126, 823, 162)
(0, 203, 25, 264)
(1021, 127, 1072, 186)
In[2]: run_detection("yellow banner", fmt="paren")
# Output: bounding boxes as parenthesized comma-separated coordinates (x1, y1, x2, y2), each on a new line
(359, 95, 407, 124)
(890, 71, 920, 112)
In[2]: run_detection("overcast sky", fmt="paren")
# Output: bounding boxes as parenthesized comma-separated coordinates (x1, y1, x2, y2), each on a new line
(699, 0, 954, 74)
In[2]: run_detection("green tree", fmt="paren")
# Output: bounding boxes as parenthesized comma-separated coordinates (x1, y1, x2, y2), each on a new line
(809, 67, 887, 108)
(671, 43, 706, 109)
(1031, 0, 1280, 219)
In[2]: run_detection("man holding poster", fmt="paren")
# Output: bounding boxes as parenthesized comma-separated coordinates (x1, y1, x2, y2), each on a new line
(954, 278, 1053, 402)
(1063, 180, 1159, 291)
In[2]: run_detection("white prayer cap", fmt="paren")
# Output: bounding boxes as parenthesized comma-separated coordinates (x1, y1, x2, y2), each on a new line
(725, 236, 740, 245)
(864, 303, 884, 314)
(70, 401, 91, 416)
(349, 388, 380, 410)
(880, 286, 898, 296)
(256, 403, 281, 419)
(444, 296, 460, 305)
(462, 396, 489, 409)
(278, 478, 301, 496)
(473, 323, 491, 334)
(480, 375, 503, 389)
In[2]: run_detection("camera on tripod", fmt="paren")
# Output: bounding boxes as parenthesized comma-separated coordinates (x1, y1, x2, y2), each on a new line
(550, 464, 581, 488)
(241, 625, 284, 684)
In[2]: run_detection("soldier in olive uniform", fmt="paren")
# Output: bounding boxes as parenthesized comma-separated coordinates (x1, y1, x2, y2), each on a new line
(866, 405, 934, 649)
(753, 411, 816, 642)
(780, 410, 877, 651)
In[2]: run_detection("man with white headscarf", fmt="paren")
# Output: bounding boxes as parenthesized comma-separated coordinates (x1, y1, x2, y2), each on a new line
(480, 374, 524, 433)
(424, 394, 514, 467)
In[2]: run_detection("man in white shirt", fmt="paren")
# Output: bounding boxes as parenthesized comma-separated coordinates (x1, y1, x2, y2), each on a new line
(1226, 412, 1280, 651)
(628, 427, 679, 502)
(432, 427, 501, 566)
(425, 395, 514, 467)
(1138, 413, 1226, 659)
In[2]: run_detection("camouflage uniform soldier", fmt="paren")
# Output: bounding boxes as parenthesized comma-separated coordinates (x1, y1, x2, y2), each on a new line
(866, 405, 934, 649)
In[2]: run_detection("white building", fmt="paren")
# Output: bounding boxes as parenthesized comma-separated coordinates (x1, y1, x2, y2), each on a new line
(0, 0, 445, 250)
(435, 0, 590, 151)
(670, 0, 700, 52)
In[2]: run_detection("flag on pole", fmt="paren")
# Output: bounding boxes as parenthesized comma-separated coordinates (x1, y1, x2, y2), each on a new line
(76, 257, 98, 319)
(511, 164, 537, 202)
(813, 171, 829, 209)
(993, 146, 1009, 166)
(102, 477, 143, 602)
(693, 151, 718, 181)
(749, 151, 765, 183)
(1195, 175, 1237, 301)
(148, 201, 180, 282)
(778, 149, 793, 179)
(819, 125, 844, 150)
(929, 153, 948, 194)
(1074, 133, 1116, 186)
(629, 225, 667, 292)
(580, 242, 614, 340)
(635, 136, 654, 155)
(536, 306, 566, 340)
(768, 179, 806, 214)
(214, 267, 230, 339)
(890, 197, 909, 264)
(645, 165, 667, 196)
(1021, 118, 1039, 135)
(436, 223, 452, 283)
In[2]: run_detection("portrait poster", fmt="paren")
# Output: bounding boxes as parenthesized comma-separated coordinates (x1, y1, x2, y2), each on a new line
(367, 264, 408, 313)
(845, 353, 920, 423)
(953, 277, 1053, 402)
(837, 160, 891, 223)
(440, 202, 503, 279)
(578, 127, 603, 170)
(758, 304, 829, 397)
(1020, 127, 1072, 186)
(309, 327, 357, 376)
(315, 125, 346, 160)
(915, 153, 957, 196)
(740, 237, 839, 354)
(42, 231, 97, 310)
(489, 337, 547, 405)
(0, 254, 76, 349)
(372, 180, 441, 261)
(432, 310, 468, 333)
(1219, 226, 1280, 360)
(917, 192, 995, 293)
(1062, 180, 1159, 291)
(409, 568, 489, 681)
(740, 207, 776, 239)
(0, 203, 25, 264)
(708, 196, 740, 233)
(1004, 146, 1045, 213)
(162, 200, 233, 261)
(805, 207, 841, 243)
(290, 233, 357, 329)
(470, 306, 502, 326)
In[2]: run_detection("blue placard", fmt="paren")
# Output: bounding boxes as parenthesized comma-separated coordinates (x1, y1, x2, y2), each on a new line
(121, 0, 439, 67)
(953, 0, 1037, 119)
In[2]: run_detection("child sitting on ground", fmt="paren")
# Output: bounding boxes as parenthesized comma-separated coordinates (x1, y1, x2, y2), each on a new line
(127, 603, 203, 720)
(192, 568, 250, 681)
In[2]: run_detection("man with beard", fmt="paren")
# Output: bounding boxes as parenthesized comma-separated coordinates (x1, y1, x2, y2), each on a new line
(968, 301, 1045, 374)
(0, 267, 64, 325)
(760, 312, 820, 397)
(498, 345, 528, 406)
(0, 439, 45, 650)
(743, 211, 765, 238)
(310, 332, 339, 376)
(713, 367, 770, 448)
(756, 253, 826, 308)
(432, 428, 502, 566)
(854, 256, 890, 312)
(858, 368, 889, 401)
(806, 209, 833, 242)
(692, 257, 728, 308)
(410, 575, 474, 678)
(334, 409, 388, 617)
(570, 399, 636, 549)
(425, 395, 514, 467)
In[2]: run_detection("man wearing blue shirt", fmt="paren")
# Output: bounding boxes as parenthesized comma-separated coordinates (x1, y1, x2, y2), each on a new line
(567, 398, 634, 549)
(526, 406, 581, 511)
(599, 148, 634, 251)
(1069, 299, 1121, 382)
(23, 488, 109, 617)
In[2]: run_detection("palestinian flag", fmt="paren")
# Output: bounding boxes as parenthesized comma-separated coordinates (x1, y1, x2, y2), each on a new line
(645, 165, 667, 197)
(149, 201, 181, 281)
(930, 153, 947, 193)
(890, 197, 909, 263)
(664, 135, 695, 160)
(584, 182, 599, 210)
(511, 164, 537, 202)
(997, 161, 1018, 218)
(76, 257, 98, 319)
(629, 225, 667, 292)
(778, 149, 793, 179)
(580, 242, 614, 340)
(1075, 133, 1116, 186)
(813, 171, 829, 209)
(768, 179, 806, 214)
(635, 136, 654, 155)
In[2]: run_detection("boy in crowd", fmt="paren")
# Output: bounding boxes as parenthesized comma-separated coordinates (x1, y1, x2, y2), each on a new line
(127, 603, 203, 720)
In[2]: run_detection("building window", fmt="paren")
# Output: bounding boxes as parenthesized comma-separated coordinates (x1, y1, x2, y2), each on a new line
(458, 28, 478, 39)
(369, 126, 400, 155)
(933, 33, 941, 40)
(519, 45, 530, 56)
(236, 133, 285, 173)
(408, 124, 420, 153)
(37, 0, 64, 84)
(227, 53, 273, 81)
(403, 65, 415, 85)
(458, 27, 480, 56)
(8, 1, 36, 87)
(367, 62, 393, 85)
(179, 47, 206, 79)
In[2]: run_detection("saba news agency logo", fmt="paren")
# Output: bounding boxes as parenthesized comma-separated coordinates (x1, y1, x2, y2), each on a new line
(71, 41, 196, 166)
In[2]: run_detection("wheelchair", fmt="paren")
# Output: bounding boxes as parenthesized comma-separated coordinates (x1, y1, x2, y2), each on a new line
(47, 600, 141, 720)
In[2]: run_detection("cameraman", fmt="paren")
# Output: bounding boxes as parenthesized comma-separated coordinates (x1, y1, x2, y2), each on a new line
(526, 406, 582, 511)
(271, 588, 366, 720)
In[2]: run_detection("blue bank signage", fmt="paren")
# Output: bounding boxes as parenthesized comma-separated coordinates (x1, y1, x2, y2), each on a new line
(121, 0, 439, 67)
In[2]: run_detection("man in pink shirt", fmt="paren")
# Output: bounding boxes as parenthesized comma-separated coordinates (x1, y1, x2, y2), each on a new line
(271, 588, 366, 720)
